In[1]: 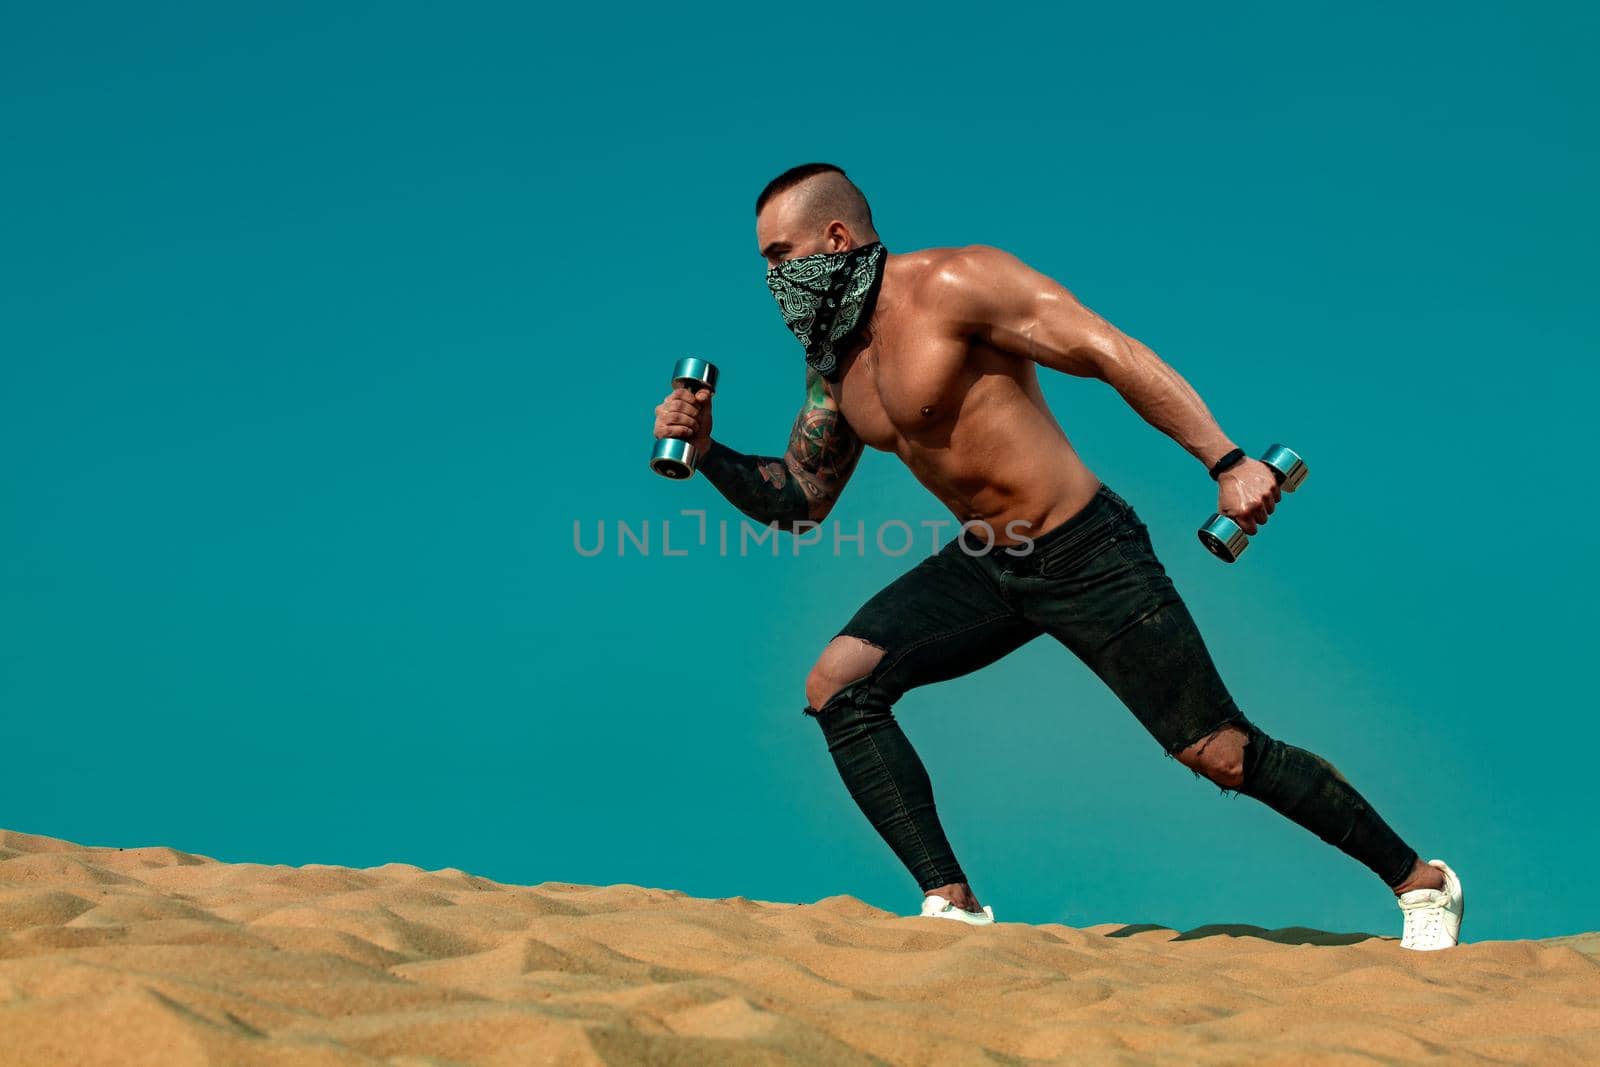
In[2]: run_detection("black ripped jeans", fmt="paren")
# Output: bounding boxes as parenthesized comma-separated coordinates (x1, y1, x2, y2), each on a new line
(803, 484, 1419, 894)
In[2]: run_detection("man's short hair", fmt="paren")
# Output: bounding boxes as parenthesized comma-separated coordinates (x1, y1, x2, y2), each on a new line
(755, 162, 876, 234)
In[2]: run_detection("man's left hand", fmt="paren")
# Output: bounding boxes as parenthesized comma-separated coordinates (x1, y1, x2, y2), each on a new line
(1217, 459, 1281, 535)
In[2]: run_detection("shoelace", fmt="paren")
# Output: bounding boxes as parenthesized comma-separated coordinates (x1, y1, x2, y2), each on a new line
(1403, 899, 1446, 945)
(1411, 910, 1440, 938)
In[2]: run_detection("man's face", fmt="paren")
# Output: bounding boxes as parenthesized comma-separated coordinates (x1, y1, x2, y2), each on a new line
(757, 192, 852, 269)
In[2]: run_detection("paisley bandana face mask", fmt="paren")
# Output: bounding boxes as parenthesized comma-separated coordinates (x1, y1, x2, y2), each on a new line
(766, 241, 887, 381)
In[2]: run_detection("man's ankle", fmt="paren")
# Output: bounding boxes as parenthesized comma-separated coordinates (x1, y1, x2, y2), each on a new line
(926, 882, 982, 912)
(1392, 858, 1446, 896)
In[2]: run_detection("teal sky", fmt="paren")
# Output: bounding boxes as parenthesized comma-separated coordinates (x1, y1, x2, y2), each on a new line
(4, 3, 1595, 943)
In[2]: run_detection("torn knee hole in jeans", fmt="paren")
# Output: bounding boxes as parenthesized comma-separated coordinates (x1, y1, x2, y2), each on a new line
(1169, 720, 1252, 796)
(802, 639, 887, 718)
(801, 681, 867, 718)
(801, 677, 875, 718)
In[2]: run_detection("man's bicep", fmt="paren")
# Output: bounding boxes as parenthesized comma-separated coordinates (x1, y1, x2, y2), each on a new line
(784, 371, 864, 516)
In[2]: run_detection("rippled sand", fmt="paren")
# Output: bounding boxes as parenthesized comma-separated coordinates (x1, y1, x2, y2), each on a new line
(1, 829, 1596, 1065)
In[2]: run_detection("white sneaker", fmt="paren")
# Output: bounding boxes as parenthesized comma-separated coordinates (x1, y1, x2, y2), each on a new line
(919, 893, 995, 925)
(1398, 859, 1464, 950)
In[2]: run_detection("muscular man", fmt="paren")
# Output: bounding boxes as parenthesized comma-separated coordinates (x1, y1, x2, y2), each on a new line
(651, 163, 1464, 949)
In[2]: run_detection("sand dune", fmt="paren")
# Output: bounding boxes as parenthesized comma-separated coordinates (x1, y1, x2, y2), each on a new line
(1, 830, 1596, 1065)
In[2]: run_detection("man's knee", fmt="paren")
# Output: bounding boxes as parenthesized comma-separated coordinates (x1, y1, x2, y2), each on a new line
(804, 636, 885, 711)
(1177, 723, 1251, 790)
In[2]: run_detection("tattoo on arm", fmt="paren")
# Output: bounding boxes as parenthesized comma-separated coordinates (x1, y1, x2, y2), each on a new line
(784, 372, 863, 513)
(697, 439, 811, 528)
(697, 370, 863, 530)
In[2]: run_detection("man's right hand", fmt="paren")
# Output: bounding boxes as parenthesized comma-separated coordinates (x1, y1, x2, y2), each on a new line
(654, 386, 713, 456)
(1217, 458, 1281, 535)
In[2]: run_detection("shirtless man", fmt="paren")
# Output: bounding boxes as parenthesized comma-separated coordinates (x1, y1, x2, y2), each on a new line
(651, 163, 1464, 949)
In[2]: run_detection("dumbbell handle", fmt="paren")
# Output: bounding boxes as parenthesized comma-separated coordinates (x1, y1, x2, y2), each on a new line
(1197, 444, 1307, 562)
(649, 357, 719, 480)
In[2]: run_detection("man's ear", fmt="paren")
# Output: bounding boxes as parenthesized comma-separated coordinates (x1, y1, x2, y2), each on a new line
(825, 221, 853, 251)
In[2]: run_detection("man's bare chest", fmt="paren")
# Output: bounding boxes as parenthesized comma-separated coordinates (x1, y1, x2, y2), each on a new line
(831, 329, 973, 452)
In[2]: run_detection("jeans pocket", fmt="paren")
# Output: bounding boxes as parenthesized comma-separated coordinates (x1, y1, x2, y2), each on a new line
(1032, 528, 1119, 579)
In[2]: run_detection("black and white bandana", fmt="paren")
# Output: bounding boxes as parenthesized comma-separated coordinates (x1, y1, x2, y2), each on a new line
(766, 241, 887, 381)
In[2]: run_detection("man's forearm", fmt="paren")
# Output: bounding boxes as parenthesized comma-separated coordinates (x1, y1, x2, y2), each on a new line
(696, 439, 812, 530)
(1097, 336, 1238, 468)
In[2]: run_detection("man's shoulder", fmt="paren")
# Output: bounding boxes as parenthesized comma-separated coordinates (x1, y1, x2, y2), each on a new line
(891, 244, 1023, 309)
(890, 243, 1016, 282)
(891, 243, 1010, 275)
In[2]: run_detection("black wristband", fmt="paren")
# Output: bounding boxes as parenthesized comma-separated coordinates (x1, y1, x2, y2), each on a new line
(1208, 447, 1248, 481)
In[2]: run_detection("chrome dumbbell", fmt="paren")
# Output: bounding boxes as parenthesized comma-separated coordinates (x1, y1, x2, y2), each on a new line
(1198, 444, 1308, 562)
(649, 357, 719, 479)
